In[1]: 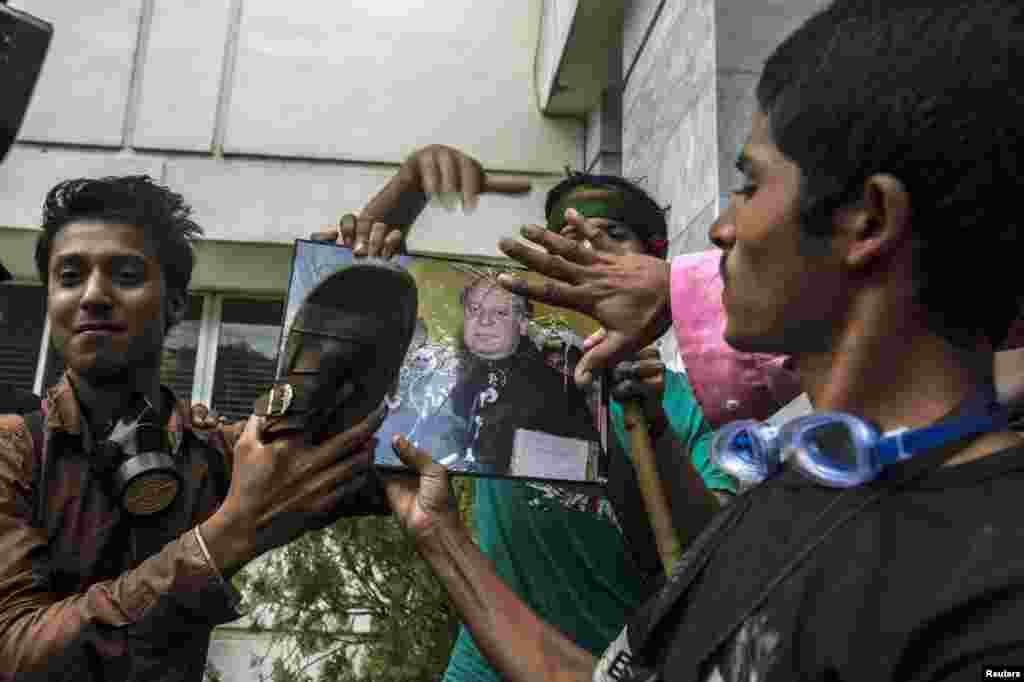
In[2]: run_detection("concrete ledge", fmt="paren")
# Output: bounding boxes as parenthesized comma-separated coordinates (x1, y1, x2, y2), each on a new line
(538, 0, 626, 117)
(623, 0, 664, 86)
(0, 145, 165, 232)
(0, 225, 293, 296)
(164, 155, 563, 257)
(224, 0, 580, 172)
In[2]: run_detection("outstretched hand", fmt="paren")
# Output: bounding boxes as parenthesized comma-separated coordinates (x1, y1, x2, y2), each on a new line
(313, 145, 532, 258)
(558, 208, 632, 256)
(383, 435, 462, 543)
(497, 210, 673, 386)
(401, 144, 532, 213)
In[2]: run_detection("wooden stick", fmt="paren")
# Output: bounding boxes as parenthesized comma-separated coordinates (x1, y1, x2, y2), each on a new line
(623, 401, 681, 575)
(482, 175, 532, 195)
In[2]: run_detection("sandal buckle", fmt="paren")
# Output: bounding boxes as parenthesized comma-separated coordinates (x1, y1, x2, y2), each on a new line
(267, 383, 294, 417)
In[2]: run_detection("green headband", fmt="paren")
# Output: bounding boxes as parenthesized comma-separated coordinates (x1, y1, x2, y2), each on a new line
(546, 186, 632, 232)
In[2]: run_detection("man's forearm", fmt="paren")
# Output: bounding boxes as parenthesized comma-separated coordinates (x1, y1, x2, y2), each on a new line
(0, 529, 240, 674)
(198, 508, 258, 581)
(651, 428, 720, 548)
(416, 519, 595, 682)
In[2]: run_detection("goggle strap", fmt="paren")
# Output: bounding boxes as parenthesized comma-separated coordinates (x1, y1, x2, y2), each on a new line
(874, 404, 1008, 467)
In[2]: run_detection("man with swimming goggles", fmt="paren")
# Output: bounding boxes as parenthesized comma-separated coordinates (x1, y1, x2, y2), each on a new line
(380, 1, 1024, 680)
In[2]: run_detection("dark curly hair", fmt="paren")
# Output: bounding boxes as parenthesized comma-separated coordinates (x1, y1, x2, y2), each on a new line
(756, 0, 1024, 348)
(35, 175, 203, 300)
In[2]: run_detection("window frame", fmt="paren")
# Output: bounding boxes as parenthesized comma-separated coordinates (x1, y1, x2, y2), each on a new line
(0, 282, 49, 397)
(204, 293, 285, 420)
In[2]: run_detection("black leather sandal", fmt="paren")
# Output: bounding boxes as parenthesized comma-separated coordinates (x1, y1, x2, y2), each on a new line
(255, 257, 419, 515)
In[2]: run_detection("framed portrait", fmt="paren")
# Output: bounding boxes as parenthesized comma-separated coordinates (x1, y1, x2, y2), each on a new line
(278, 239, 609, 485)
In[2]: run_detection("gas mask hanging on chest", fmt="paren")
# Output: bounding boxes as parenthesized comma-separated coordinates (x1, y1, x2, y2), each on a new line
(96, 396, 183, 516)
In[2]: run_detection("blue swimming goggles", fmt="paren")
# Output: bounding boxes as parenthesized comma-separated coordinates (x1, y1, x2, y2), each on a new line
(711, 395, 1009, 489)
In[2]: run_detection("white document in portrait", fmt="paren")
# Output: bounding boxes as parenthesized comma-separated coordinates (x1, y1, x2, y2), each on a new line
(510, 428, 592, 481)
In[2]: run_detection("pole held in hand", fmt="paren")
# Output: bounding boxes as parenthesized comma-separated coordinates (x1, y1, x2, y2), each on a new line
(623, 400, 681, 576)
(482, 175, 532, 195)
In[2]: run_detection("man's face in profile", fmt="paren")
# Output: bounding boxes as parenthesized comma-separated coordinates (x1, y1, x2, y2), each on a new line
(462, 282, 528, 360)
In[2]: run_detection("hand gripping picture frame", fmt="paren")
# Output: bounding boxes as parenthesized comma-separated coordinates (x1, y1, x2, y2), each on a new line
(278, 240, 610, 486)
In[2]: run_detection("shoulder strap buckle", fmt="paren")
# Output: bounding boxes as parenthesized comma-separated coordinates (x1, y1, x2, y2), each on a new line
(265, 383, 294, 418)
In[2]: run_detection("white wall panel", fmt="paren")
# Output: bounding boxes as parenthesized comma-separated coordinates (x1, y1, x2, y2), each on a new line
(0, 146, 164, 231)
(133, 0, 234, 151)
(164, 156, 560, 257)
(715, 0, 829, 73)
(223, 0, 581, 172)
(16, 0, 144, 146)
(164, 157, 394, 243)
(535, 0, 578, 111)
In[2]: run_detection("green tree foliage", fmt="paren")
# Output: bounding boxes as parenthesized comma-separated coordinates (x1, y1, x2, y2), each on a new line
(236, 477, 476, 682)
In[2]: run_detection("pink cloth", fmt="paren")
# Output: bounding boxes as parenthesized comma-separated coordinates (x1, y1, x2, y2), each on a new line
(1000, 314, 1024, 351)
(669, 250, 802, 428)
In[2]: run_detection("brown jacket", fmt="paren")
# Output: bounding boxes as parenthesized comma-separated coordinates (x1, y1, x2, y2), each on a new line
(0, 375, 246, 680)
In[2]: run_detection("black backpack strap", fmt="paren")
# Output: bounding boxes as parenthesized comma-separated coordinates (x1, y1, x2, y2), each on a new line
(183, 426, 231, 501)
(22, 410, 47, 528)
(204, 434, 230, 500)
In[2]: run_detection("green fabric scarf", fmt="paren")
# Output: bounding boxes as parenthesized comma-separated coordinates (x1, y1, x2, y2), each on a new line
(546, 186, 632, 232)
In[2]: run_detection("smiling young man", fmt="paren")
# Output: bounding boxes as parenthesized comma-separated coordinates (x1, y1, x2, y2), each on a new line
(44, 212, 184, 426)
(381, 1, 1024, 680)
(0, 176, 385, 680)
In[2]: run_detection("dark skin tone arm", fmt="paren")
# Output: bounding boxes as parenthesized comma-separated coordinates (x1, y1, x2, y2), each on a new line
(384, 435, 595, 682)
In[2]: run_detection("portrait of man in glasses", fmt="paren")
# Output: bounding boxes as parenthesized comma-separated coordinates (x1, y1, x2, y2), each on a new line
(444, 274, 600, 477)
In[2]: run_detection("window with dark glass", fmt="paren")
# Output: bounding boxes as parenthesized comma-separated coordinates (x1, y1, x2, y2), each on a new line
(161, 296, 204, 401)
(211, 298, 284, 422)
(0, 285, 47, 393)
